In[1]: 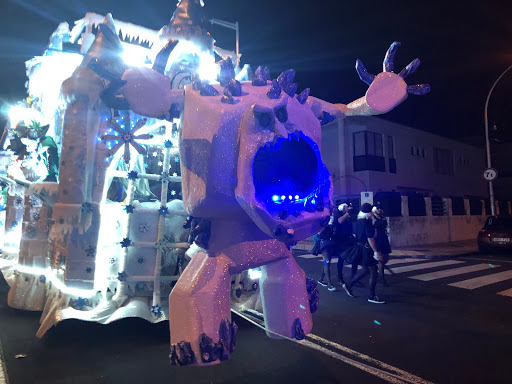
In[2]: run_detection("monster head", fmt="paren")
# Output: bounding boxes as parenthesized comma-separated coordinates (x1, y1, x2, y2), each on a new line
(180, 69, 332, 244)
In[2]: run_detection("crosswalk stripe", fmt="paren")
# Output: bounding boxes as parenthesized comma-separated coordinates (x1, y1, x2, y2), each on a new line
(409, 264, 498, 281)
(498, 288, 512, 297)
(387, 258, 428, 266)
(385, 260, 464, 275)
(298, 254, 321, 259)
(449, 270, 512, 289)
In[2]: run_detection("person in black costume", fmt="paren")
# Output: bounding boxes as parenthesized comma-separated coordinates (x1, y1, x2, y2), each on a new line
(333, 204, 357, 290)
(312, 216, 337, 292)
(372, 204, 392, 286)
(342, 203, 385, 304)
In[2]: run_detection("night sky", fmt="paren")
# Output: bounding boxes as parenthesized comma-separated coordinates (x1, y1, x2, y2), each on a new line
(0, 0, 511, 142)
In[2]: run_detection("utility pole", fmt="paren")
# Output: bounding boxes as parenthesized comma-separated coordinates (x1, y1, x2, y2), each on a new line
(484, 65, 512, 216)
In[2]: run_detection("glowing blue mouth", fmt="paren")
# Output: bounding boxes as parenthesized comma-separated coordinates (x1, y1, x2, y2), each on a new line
(252, 131, 329, 219)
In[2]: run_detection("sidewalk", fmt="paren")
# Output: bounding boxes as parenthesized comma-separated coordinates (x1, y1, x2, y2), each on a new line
(293, 239, 478, 259)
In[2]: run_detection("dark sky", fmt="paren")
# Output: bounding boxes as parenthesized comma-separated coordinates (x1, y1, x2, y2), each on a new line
(0, 0, 511, 141)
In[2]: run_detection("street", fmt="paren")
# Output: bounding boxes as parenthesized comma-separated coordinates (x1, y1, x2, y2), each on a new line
(1, 251, 512, 384)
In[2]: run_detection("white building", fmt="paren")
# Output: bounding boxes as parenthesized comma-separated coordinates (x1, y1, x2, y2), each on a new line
(322, 115, 488, 199)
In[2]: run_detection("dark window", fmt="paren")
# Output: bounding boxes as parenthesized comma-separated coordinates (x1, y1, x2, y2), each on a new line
(408, 194, 427, 216)
(410, 146, 414, 155)
(374, 192, 402, 217)
(498, 200, 509, 215)
(387, 136, 395, 159)
(434, 148, 454, 175)
(469, 197, 483, 216)
(451, 197, 466, 215)
(431, 196, 446, 216)
(389, 158, 396, 174)
(353, 131, 385, 172)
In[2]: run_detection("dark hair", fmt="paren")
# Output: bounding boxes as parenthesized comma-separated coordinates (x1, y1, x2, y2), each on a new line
(360, 203, 373, 213)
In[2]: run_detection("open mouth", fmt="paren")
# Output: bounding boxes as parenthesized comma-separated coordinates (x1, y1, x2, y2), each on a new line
(252, 131, 329, 219)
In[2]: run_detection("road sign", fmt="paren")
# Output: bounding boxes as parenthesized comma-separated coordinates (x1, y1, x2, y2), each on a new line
(483, 168, 498, 181)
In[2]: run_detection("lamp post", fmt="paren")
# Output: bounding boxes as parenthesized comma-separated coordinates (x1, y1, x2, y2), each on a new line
(484, 65, 512, 216)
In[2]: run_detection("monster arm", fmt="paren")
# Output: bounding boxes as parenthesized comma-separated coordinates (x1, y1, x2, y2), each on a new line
(308, 42, 430, 121)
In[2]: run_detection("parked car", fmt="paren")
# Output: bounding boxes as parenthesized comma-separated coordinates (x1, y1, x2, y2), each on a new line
(477, 216, 512, 253)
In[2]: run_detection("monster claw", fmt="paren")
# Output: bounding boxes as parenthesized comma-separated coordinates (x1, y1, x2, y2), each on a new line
(355, 59, 375, 86)
(383, 41, 401, 72)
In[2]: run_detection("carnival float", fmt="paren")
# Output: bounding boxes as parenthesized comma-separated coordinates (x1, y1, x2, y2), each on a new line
(0, 0, 428, 365)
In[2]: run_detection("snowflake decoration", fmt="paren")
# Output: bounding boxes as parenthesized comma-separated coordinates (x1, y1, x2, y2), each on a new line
(86, 267, 93, 274)
(164, 140, 173, 149)
(39, 275, 46, 284)
(173, 131, 179, 139)
(81, 202, 93, 213)
(172, 172, 178, 177)
(15, 198, 23, 207)
(117, 271, 128, 281)
(120, 238, 132, 248)
(144, 163, 149, 169)
(125, 204, 135, 213)
(127, 170, 138, 180)
(153, 151, 158, 157)
(29, 195, 39, 207)
(137, 257, 144, 264)
(85, 245, 96, 257)
(158, 161, 163, 167)
(171, 190, 176, 196)
(11, 220, 18, 228)
(174, 156, 179, 163)
(158, 206, 169, 216)
(160, 172, 170, 183)
(101, 114, 153, 164)
(32, 212, 40, 221)
(109, 257, 116, 265)
(74, 297, 88, 310)
(139, 223, 150, 233)
(151, 304, 162, 317)
(135, 282, 147, 292)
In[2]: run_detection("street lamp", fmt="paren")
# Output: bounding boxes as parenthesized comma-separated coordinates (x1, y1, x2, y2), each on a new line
(484, 65, 512, 216)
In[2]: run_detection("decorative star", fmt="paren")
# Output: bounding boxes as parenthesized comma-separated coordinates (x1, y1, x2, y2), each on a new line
(32, 212, 40, 221)
(135, 282, 147, 291)
(85, 245, 96, 257)
(15, 198, 23, 207)
(171, 190, 176, 196)
(74, 297, 88, 310)
(139, 224, 150, 233)
(137, 257, 144, 264)
(29, 196, 39, 207)
(39, 275, 46, 284)
(81, 202, 93, 213)
(174, 156, 179, 163)
(158, 161, 163, 167)
(151, 304, 162, 317)
(117, 271, 128, 281)
(120, 238, 132, 248)
(86, 267, 93, 274)
(127, 170, 139, 180)
(172, 172, 178, 177)
(109, 257, 116, 264)
(164, 140, 173, 149)
(153, 151, 158, 157)
(11, 220, 18, 227)
(101, 114, 153, 164)
(125, 204, 135, 213)
(158, 206, 169, 216)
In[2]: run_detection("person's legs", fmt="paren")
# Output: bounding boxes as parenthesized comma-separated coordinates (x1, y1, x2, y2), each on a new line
(337, 256, 345, 284)
(349, 266, 369, 287)
(368, 265, 378, 298)
(378, 261, 388, 286)
(319, 247, 332, 284)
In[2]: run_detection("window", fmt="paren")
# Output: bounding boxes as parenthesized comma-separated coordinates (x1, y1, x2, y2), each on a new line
(469, 197, 483, 216)
(352, 131, 385, 172)
(408, 194, 427, 216)
(434, 148, 454, 175)
(431, 196, 446, 216)
(387, 136, 396, 174)
(451, 197, 466, 215)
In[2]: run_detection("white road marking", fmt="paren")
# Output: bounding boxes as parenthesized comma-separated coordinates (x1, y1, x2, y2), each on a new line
(298, 254, 321, 259)
(386, 260, 464, 275)
(387, 258, 428, 266)
(449, 270, 512, 289)
(463, 257, 512, 265)
(497, 287, 512, 297)
(410, 264, 498, 281)
(234, 309, 433, 384)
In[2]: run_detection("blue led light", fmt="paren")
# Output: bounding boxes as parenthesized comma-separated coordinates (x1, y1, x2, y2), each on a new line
(295, 195, 299, 199)
(272, 195, 279, 202)
(288, 195, 293, 200)
(281, 196, 286, 200)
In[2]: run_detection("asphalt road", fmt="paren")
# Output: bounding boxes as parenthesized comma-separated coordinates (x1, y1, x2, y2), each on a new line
(1, 251, 512, 384)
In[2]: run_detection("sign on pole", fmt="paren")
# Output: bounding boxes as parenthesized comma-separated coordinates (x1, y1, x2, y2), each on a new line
(483, 168, 498, 181)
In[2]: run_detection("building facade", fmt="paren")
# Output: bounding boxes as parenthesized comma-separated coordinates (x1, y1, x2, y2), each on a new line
(322, 115, 488, 199)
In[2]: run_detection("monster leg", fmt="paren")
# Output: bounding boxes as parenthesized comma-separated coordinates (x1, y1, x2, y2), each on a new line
(259, 252, 313, 340)
(168, 249, 236, 366)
